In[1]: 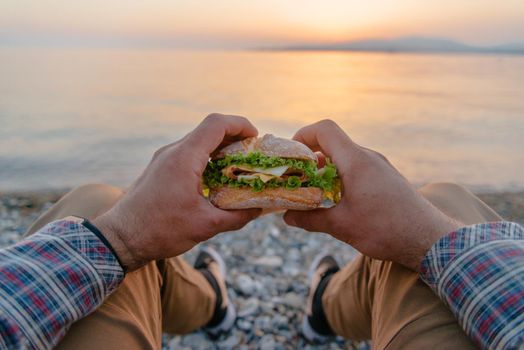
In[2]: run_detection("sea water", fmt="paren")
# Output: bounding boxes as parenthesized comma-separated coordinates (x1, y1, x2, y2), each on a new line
(1, 48, 523, 191)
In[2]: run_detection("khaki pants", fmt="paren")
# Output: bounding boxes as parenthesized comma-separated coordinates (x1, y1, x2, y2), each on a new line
(25, 184, 216, 350)
(26, 182, 502, 349)
(323, 182, 502, 349)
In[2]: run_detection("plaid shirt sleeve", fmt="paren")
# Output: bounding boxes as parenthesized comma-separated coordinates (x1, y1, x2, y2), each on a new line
(420, 221, 524, 349)
(0, 217, 125, 349)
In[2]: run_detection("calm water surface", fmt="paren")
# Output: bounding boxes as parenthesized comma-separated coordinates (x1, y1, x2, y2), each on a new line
(1, 48, 523, 191)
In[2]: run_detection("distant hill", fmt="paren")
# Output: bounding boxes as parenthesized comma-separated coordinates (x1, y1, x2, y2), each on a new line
(271, 37, 524, 54)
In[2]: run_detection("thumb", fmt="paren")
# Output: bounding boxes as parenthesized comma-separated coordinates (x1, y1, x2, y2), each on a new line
(213, 208, 262, 233)
(284, 209, 332, 233)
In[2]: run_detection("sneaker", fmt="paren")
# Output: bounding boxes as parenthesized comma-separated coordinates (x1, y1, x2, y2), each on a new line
(194, 247, 236, 337)
(301, 252, 340, 342)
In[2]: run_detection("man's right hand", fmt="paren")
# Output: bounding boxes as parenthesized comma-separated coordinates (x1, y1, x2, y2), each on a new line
(93, 114, 261, 272)
(284, 120, 462, 271)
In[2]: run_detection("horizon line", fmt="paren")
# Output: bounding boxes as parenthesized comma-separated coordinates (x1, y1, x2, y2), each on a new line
(1, 35, 524, 54)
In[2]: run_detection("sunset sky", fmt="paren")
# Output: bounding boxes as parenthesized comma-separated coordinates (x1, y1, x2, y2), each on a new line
(1, 0, 524, 48)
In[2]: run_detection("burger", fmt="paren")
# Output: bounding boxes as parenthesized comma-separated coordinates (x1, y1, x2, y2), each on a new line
(203, 134, 341, 210)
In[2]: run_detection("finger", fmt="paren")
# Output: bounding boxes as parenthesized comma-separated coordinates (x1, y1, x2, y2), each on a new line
(284, 208, 336, 233)
(359, 145, 397, 170)
(292, 119, 354, 159)
(210, 207, 262, 233)
(187, 113, 258, 156)
(218, 133, 253, 147)
(315, 152, 326, 168)
(151, 138, 185, 162)
(209, 134, 249, 159)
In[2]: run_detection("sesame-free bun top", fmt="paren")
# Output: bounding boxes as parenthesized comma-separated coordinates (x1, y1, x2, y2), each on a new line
(213, 134, 317, 162)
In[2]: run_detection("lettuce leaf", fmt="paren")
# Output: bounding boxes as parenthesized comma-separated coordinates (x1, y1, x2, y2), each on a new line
(203, 152, 338, 192)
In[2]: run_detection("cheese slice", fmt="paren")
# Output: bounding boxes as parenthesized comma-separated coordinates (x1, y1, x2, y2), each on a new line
(235, 165, 289, 177)
(257, 173, 276, 183)
(223, 164, 289, 177)
(223, 164, 291, 183)
(238, 173, 276, 183)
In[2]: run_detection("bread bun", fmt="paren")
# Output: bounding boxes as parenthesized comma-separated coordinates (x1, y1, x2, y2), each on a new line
(209, 186, 323, 210)
(214, 134, 317, 162)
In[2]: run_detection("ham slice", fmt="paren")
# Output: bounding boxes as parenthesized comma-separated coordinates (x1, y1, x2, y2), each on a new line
(282, 168, 307, 182)
(222, 164, 307, 182)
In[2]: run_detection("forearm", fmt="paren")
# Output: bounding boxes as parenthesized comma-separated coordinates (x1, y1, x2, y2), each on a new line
(420, 221, 524, 349)
(0, 217, 124, 349)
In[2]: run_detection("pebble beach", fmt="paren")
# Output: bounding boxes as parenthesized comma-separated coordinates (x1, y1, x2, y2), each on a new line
(1, 189, 523, 349)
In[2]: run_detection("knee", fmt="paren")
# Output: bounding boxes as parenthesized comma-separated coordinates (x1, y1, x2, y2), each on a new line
(71, 183, 123, 196)
(419, 182, 469, 195)
(67, 183, 124, 207)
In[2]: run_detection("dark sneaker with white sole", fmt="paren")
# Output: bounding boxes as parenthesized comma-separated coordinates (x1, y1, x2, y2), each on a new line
(302, 252, 340, 342)
(194, 247, 236, 337)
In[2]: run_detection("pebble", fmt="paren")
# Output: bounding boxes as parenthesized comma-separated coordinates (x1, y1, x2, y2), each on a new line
(271, 314, 289, 330)
(271, 292, 304, 310)
(0, 231, 20, 246)
(276, 332, 292, 343)
(259, 334, 276, 350)
(180, 333, 213, 349)
(236, 274, 256, 295)
(269, 224, 280, 238)
(288, 248, 301, 261)
(254, 315, 272, 332)
(252, 256, 284, 268)
(252, 280, 266, 295)
(216, 332, 241, 349)
(238, 297, 260, 318)
(236, 319, 252, 331)
(282, 264, 300, 277)
(166, 336, 181, 350)
(259, 301, 276, 314)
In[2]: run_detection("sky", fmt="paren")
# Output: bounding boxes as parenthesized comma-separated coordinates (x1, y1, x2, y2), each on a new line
(1, 0, 524, 48)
